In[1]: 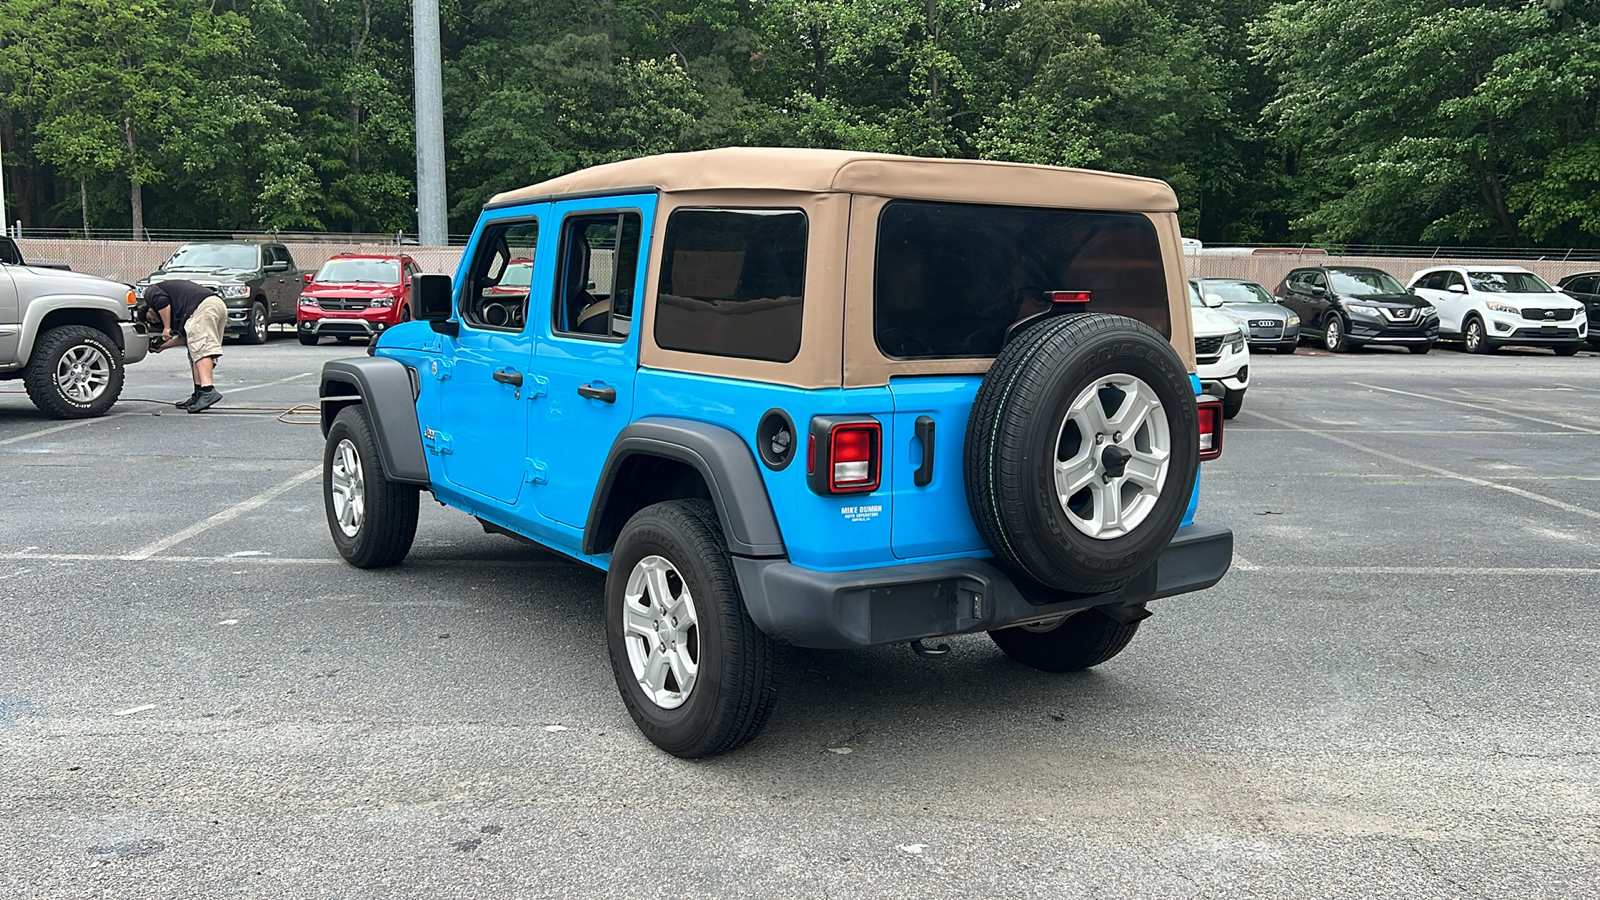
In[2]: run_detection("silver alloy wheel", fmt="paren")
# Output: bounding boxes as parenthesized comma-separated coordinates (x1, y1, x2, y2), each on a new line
(251, 304, 268, 343)
(621, 554, 700, 710)
(1466, 319, 1483, 351)
(1053, 373, 1171, 540)
(329, 438, 366, 537)
(54, 343, 112, 403)
(1326, 318, 1342, 350)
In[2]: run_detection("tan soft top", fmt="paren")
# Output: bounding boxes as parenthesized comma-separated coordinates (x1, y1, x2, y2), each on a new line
(489, 147, 1179, 213)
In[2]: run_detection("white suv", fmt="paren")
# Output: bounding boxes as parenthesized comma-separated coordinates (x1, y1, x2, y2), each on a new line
(1408, 265, 1587, 355)
(1189, 282, 1250, 418)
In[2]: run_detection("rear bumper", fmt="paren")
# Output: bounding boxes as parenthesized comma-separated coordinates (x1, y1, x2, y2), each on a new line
(733, 523, 1233, 649)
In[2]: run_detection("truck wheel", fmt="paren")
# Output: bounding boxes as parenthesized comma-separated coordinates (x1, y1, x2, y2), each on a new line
(324, 406, 419, 568)
(990, 608, 1141, 673)
(965, 313, 1199, 594)
(22, 325, 125, 419)
(1222, 388, 1245, 420)
(606, 500, 776, 758)
(242, 301, 269, 345)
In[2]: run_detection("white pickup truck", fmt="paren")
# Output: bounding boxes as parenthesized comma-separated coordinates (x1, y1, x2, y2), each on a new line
(0, 237, 148, 418)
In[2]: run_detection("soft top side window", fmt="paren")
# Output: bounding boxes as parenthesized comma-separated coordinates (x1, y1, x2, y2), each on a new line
(463, 219, 538, 332)
(654, 208, 808, 362)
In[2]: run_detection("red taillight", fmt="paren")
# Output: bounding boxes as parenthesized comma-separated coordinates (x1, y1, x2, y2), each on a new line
(1047, 290, 1092, 305)
(1197, 399, 1224, 461)
(807, 417, 882, 494)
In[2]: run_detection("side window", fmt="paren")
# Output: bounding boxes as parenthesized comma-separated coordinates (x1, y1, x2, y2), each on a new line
(1308, 271, 1327, 290)
(554, 211, 642, 340)
(1420, 272, 1444, 290)
(463, 220, 539, 332)
(1570, 276, 1594, 294)
(1445, 270, 1466, 291)
(270, 245, 291, 266)
(655, 208, 808, 362)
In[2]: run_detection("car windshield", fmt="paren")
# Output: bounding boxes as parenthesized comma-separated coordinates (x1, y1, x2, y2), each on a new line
(1200, 281, 1274, 304)
(1328, 270, 1405, 295)
(163, 244, 257, 270)
(317, 258, 400, 284)
(1469, 271, 1553, 294)
(499, 260, 533, 288)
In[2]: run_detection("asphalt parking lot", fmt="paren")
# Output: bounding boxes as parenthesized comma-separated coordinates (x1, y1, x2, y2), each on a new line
(2, 334, 1597, 898)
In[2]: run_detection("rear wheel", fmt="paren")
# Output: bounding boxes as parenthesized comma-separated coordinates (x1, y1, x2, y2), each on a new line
(990, 608, 1141, 672)
(22, 325, 125, 419)
(965, 313, 1199, 595)
(324, 406, 419, 568)
(606, 500, 776, 758)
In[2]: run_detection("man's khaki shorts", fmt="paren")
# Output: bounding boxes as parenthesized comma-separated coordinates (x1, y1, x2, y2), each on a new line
(186, 296, 227, 364)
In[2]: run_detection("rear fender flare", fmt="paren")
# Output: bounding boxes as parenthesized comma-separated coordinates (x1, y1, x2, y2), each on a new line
(585, 418, 785, 559)
(319, 357, 429, 485)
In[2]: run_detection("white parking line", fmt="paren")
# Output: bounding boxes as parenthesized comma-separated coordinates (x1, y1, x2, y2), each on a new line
(0, 551, 569, 569)
(1231, 565, 1600, 576)
(0, 415, 134, 447)
(1349, 382, 1600, 434)
(122, 466, 323, 559)
(1248, 410, 1600, 523)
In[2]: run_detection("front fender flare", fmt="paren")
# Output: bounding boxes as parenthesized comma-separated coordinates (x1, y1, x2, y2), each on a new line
(585, 418, 785, 559)
(320, 357, 429, 485)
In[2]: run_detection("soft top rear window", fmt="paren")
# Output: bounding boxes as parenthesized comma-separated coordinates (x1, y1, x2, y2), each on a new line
(874, 201, 1169, 359)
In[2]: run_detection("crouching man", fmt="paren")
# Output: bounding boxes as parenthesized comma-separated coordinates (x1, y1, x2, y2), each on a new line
(144, 280, 226, 413)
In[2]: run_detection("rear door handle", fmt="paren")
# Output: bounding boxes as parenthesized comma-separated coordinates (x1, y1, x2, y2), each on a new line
(492, 369, 523, 387)
(577, 383, 616, 403)
(913, 416, 935, 487)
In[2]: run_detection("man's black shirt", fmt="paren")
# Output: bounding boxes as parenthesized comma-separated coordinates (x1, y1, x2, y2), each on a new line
(145, 280, 218, 336)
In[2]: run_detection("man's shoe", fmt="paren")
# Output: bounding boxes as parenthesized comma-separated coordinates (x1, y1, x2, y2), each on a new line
(186, 388, 223, 413)
(174, 390, 198, 408)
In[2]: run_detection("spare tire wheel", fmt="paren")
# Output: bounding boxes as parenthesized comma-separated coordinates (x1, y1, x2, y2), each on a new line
(965, 312, 1199, 594)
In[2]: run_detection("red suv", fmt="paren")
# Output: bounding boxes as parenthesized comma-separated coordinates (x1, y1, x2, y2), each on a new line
(297, 254, 422, 345)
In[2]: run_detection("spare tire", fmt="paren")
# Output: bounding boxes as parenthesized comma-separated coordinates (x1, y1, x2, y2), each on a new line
(965, 312, 1199, 594)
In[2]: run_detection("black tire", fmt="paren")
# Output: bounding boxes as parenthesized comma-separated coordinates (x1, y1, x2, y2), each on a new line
(241, 301, 269, 345)
(324, 406, 419, 568)
(606, 500, 776, 758)
(989, 608, 1141, 673)
(336, 335, 354, 344)
(298, 332, 319, 346)
(1554, 343, 1582, 357)
(22, 325, 125, 419)
(1409, 341, 1435, 355)
(965, 313, 1199, 595)
(1323, 315, 1347, 352)
(1275, 343, 1297, 355)
(1464, 316, 1493, 354)
(1222, 388, 1245, 420)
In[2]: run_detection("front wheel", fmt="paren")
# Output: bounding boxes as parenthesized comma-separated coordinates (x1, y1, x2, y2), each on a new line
(22, 325, 125, 419)
(1409, 341, 1436, 355)
(1464, 317, 1492, 354)
(606, 500, 776, 758)
(1324, 316, 1347, 352)
(1275, 343, 1298, 355)
(1554, 343, 1583, 357)
(1222, 388, 1245, 420)
(298, 332, 319, 346)
(990, 608, 1141, 673)
(324, 406, 419, 568)
(242, 302, 269, 345)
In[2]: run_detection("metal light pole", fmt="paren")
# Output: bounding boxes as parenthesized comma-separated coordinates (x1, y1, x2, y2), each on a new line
(412, 0, 448, 246)
(0, 137, 9, 237)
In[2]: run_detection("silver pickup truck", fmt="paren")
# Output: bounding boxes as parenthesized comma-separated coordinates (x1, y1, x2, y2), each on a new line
(1, 238, 148, 418)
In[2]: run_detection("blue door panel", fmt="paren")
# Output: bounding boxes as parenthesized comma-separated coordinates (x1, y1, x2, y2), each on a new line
(885, 375, 986, 559)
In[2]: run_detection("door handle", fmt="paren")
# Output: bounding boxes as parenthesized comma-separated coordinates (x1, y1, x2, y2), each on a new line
(492, 369, 523, 387)
(913, 416, 936, 487)
(577, 383, 617, 403)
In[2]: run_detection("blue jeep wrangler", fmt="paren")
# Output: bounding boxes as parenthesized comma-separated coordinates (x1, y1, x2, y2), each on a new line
(318, 149, 1233, 757)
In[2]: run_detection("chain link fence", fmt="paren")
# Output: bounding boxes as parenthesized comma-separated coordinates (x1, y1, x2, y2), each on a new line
(15, 239, 1598, 294)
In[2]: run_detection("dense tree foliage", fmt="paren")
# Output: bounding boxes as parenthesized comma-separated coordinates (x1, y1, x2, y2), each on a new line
(0, 0, 1596, 246)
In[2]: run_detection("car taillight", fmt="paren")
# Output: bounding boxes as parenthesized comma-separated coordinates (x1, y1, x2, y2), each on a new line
(1197, 398, 1223, 461)
(807, 416, 881, 494)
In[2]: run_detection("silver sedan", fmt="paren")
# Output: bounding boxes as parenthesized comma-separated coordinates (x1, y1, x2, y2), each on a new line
(1190, 278, 1301, 355)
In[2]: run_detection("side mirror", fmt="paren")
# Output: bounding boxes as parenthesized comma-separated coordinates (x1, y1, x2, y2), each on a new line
(1447, 283, 1467, 294)
(1203, 293, 1225, 309)
(302, 272, 314, 284)
(413, 273, 458, 336)
(1309, 283, 1327, 296)
(265, 260, 290, 273)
